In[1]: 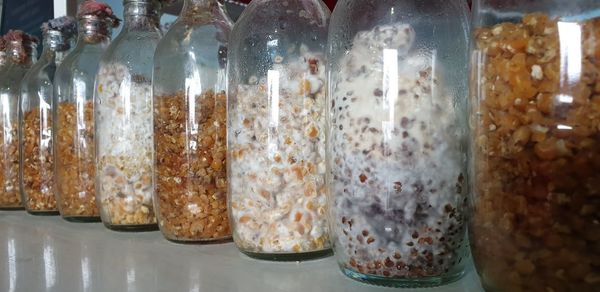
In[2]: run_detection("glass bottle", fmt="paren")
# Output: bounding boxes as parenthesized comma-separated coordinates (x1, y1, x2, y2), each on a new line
(153, 0, 232, 242)
(54, 5, 120, 221)
(469, 1, 600, 291)
(0, 31, 38, 209)
(94, 0, 164, 230)
(227, 0, 331, 260)
(327, 0, 470, 287)
(21, 19, 77, 215)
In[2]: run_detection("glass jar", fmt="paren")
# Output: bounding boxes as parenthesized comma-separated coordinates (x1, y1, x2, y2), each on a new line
(153, 0, 232, 242)
(21, 18, 77, 215)
(327, 0, 470, 287)
(0, 31, 38, 210)
(227, 0, 331, 260)
(94, 0, 164, 230)
(54, 3, 120, 221)
(469, 1, 600, 291)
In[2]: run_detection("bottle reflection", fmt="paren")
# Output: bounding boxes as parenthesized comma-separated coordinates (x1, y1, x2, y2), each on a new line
(126, 253, 136, 292)
(42, 235, 57, 290)
(7, 238, 17, 292)
(80, 242, 92, 292)
(187, 262, 201, 292)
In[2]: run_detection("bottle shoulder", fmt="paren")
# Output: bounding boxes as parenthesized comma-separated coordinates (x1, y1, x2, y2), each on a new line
(156, 23, 229, 56)
(230, 0, 330, 56)
(99, 30, 162, 70)
(235, 0, 330, 33)
(21, 59, 55, 90)
(0, 65, 30, 91)
(56, 47, 104, 78)
(106, 29, 162, 51)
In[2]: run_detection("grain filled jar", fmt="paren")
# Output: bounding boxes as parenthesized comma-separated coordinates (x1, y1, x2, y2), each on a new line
(0, 31, 38, 210)
(152, 0, 233, 242)
(227, 0, 332, 260)
(94, 0, 167, 230)
(327, 0, 471, 287)
(54, 0, 120, 221)
(470, 0, 600, 291)
(20, 17, 77, 215)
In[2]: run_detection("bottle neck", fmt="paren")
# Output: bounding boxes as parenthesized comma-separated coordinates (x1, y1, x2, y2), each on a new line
(181, 0, 227, 25)
(40, 31, 72, 64)
(44, 31, 73, 51)
(39, 48, 69, 66)
(78, 16, 113, 45)
(123, 0, 161, 31)
(184, 0, 219, 9)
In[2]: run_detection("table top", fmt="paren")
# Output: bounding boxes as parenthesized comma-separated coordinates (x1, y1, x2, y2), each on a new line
(0, 211, 485, 292)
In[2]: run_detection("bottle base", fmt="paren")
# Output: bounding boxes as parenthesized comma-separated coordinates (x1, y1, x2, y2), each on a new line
(340, 267, 465, 288)
(103, 222, 159, 232)
(27, 210, 60, 216)
(241, 248, 333, 261)
(165, 235, 233, 245)
(0, 206, 25, 210)
(481, 282, 501, 292)
(62, 216, 101, 223)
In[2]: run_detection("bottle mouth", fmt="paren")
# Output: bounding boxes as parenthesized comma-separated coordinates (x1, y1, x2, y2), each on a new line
(124, 0, 152, 3)
(44, 30, 72, 51)
(9, 40, 37, 50)
(8, 41, 36, 63)
(123, 0, 161, 17)
(78, 16, 113, 44)
(123, 0, 162, 9)
(45, 30, 67, 37)
(79, 14, 119, 25)
(79, 15, 115, 31)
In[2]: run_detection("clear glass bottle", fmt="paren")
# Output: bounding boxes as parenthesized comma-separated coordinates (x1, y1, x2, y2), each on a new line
(94, 0, 164, 230)
(20, 18, 77, 215)
(0, 31, 38, 210)
(54, 3, 120, 221)
(470, 1, 600, 291)
(327, 0, 470, 287)
(153, 0, 232, 242)
(227, 0, 331, 260)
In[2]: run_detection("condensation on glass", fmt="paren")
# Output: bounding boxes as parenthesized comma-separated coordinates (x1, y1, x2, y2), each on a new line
(227, 0, 332, 260)
(20, 22, 76, 215)
(0, 31, 38, 210)
(152, 0, 233, 242)
(327, 0, 470, 287)
(54, 9, 119, 221)
(94, 0, 164, 230)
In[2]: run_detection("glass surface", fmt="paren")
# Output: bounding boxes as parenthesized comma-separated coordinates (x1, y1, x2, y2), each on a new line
(152, 0, 233, 242)
(0, 211, 485, 292)
(54, 16, 115, 222)
(20, 30, 75, 215)
(469, 0, 600, 291)
(227, 0, 332, 260)
(327, 0, 470, 287)
(0, 41, 37, 210)
(94, 0, 162, 231)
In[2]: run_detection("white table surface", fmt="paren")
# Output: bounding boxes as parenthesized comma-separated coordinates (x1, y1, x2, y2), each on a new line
(0, 211, 485, 292)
